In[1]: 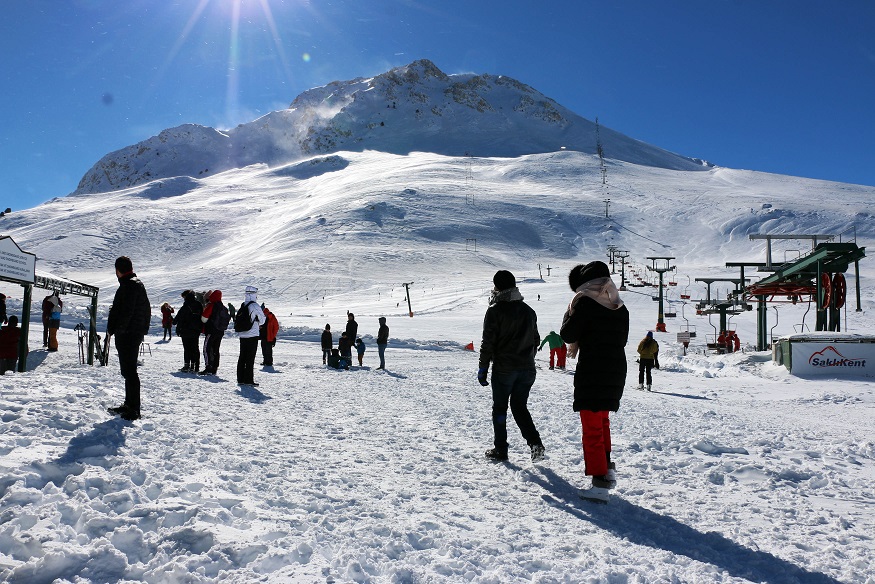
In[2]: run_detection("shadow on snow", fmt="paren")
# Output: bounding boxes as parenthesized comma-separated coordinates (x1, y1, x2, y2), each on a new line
(532, 467, 841, 584)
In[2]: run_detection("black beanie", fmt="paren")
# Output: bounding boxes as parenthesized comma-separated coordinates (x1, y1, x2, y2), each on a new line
(493, 270, 516, 291)
(568, 261, 610, 290)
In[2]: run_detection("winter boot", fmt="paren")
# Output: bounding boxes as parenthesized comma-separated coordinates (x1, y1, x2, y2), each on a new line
(637, 384, 644, 390)
(530, 444, 546, 462)
(579, 484, 610, 503)
(647, 385, 652, 392)
(485, 448, 509, 461)
(605, 462, 617, 489)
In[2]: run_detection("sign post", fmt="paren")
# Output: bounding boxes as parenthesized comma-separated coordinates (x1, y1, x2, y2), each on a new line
(0, 237, 37, 372)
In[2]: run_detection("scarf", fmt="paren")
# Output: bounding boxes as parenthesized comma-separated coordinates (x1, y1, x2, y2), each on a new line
(566, 276, 623, 358)
(488, 287, 523, 306)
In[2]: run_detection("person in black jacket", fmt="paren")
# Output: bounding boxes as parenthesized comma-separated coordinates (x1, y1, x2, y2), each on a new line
(345, 312, 358, 345)
(478, 270, 545, 463)
(321, 324, 333, 364)
(106, 256, 151, 421)
(560, 261, 629, 502)
(376, 316, 389, 369)
(173, 290, 203, 372)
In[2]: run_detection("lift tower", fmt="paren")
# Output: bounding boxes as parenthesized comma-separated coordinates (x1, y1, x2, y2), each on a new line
(647, 257, 676, 332)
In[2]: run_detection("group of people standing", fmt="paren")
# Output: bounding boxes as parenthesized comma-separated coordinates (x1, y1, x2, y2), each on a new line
(164, 287, 278, 386)
(322, 313, 390, 370)
(477, 261, 630, 503)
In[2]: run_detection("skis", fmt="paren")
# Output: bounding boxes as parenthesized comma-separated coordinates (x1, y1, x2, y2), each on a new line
(94, 334, 110, 366)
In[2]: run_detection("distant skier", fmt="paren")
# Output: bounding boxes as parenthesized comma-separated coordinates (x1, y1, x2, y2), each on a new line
(478, 270, 545, 463)
(106, 256, 151, 421)
(160, 302, 175, 341)
(538, 330, 567, 370)
(636, 331, 659, 391)
(376, 317, 389, 370)
(560, 261, 629, 503)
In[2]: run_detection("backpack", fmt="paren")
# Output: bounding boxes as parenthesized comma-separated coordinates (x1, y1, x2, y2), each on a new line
(233, 301, 255, 332)
(213, 303, 231, 332)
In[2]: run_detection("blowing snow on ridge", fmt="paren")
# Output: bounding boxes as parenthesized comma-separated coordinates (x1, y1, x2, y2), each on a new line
(75, 60, 708, 195)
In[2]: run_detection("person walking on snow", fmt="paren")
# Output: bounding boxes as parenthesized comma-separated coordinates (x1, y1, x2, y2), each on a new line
(538, 330, 567, 370)
(560, 261, 629, 503)
(259, 305, 279, 366)
(236, 286, 265, 386)
(321, 324, 333, 364)
(106, 256, 151, 421)
(160, 302, 175, 341)
(478, 270, 545, 463)
(376, 316, 389, 370)
(636, 331, 659, 391)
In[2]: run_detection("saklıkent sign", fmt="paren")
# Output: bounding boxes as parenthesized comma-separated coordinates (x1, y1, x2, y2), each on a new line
(0, 237, 36, 285)
(792, 342, 874, 376)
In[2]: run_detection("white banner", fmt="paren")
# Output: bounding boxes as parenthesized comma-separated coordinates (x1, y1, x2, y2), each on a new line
(790, 341, 875, 376)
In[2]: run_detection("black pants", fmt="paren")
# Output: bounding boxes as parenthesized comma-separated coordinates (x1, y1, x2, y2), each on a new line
(238, 337, 259, 384)
(261, 338, 274, 366)
(490, 368, 541, 451)
(203, 332, 223, 372)
(115, 334, 143, 412)
(638, 358, 654, 385)
(181, 334, 200, 370)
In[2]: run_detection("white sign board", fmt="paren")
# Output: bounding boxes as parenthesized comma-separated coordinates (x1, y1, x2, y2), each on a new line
(0, 237, 36, 285)
(790, 341, 875, 377)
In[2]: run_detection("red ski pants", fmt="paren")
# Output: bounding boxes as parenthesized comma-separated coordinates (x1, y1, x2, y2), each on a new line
(549, 346, 567, 368)
(580, 410, 611, 477)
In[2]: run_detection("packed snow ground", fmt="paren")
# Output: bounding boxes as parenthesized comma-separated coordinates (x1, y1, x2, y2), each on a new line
(2, 146, 875, 582)
(1, 275, 873, 583)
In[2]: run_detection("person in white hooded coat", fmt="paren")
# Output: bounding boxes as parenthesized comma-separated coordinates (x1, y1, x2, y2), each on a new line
(237, 286, 266, 386)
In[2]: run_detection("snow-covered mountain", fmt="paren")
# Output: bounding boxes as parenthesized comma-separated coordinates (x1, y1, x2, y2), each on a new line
(2, 61, 875, 584)
(74, 60, 709, 195)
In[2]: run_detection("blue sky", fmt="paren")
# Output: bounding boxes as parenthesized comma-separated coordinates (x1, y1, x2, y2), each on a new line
(3, 0, 874, 211)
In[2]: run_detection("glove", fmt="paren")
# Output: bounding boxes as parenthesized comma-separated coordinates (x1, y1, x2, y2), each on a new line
(477, 367, 489, 386)
(654, 359, 660, 369)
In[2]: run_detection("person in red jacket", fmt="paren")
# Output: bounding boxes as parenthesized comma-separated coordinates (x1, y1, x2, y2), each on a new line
(160, 302, 175, 341)
(0, 316, 23, 374)
(199, 290, 228, 375)
(259, 305, 280, 366)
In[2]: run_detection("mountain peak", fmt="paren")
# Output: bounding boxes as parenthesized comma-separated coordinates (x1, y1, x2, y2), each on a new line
(74, 60, 708, 195)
